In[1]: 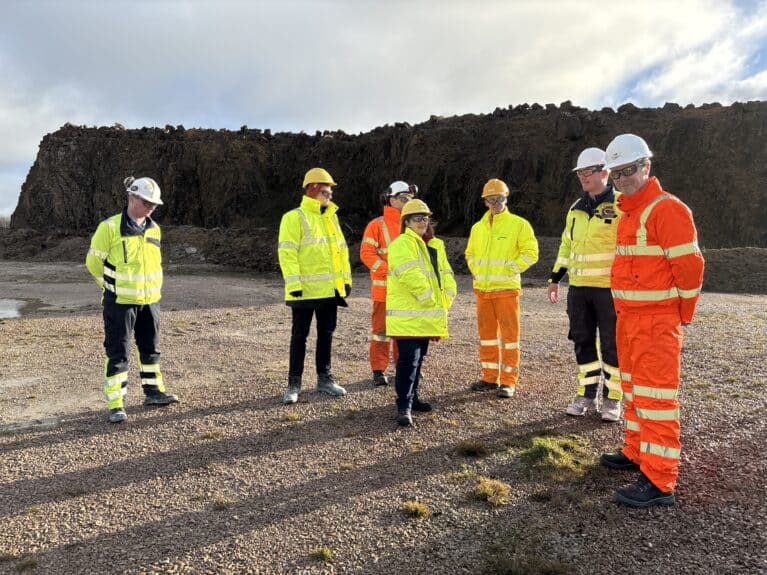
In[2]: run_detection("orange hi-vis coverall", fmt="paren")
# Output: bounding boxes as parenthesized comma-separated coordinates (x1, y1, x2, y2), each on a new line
(611, 177, 704, 493)
(465, 208, 538, 391)
(360, 205, 401, 371)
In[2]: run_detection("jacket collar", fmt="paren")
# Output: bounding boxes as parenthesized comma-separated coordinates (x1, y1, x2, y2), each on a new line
(482, 207, 510, 224)
(383, 205, 401, 224)
(300, 194, 339, 216)
(120, 207, 154, 236)
(617, 177, 663, 213)
(572, 184, 615, 214)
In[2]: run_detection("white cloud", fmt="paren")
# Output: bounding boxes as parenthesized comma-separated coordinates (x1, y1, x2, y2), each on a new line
(1, 0, 767, 215)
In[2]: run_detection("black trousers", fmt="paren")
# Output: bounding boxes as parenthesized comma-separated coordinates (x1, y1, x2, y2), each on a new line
(103, 295, 161, 390)
(289, 305, 338, 378)
(395, 338, 429, 411)
(566, 286, 618, 400)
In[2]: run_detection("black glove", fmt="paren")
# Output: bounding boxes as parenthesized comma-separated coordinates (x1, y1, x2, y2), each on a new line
(289, 290, 302, 297)
(345, 284, 352, 297)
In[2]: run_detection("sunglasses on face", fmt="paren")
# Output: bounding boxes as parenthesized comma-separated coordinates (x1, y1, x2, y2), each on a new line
(575, 165, 603, 177)
(318, 187, 333, 197)
(133, 195, 157, 209)
(393, 192, 413, 201)
(409, 215, 430, 223)
(609, 162, 644, 181)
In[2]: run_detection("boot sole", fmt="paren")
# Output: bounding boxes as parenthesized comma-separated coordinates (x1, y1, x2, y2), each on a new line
(143, 399, 179, 406)
(614, 491, 675, 508)
(317, 388, 346, 396)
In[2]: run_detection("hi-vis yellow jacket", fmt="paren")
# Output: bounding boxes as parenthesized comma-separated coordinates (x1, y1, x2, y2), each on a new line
(85, 211, 163, 305)
(550, 187, 620, 288)
(386, 228, 457, 338)
(278, 195, 352, 301)
(465, 208, 538, 291)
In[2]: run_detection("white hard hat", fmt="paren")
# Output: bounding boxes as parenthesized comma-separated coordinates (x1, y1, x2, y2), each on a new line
(572, 148, 606, 171)
(604, 134, 653, 170)
(124, 176, 163, 205)
(386, 181, 418, 196)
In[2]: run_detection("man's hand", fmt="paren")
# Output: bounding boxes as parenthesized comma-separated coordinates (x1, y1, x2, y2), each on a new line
(548, 283, 559, 304)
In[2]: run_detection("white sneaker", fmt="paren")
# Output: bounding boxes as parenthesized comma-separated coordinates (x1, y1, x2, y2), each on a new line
(565, 395, 596, 416)
(600, 398, 622, 422)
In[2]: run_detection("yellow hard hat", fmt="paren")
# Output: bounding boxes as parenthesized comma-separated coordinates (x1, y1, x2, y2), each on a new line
(400, 198, 432, 222)
(302, 167, 337, 188)
(481, 178, 509, 198)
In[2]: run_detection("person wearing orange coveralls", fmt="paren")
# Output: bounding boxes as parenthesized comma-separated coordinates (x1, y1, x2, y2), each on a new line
(360, 181, 417, 386)
(465, 178, 538, 399)
(599, 134, 705, 508)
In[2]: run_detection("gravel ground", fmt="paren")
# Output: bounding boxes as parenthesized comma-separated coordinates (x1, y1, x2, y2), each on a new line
(0, 262, 765, 574)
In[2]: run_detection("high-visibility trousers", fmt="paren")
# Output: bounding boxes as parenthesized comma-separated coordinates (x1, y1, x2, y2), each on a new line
(475, 291, 520, 388)
(102, 296, 165, 410)
(566, 286, 621, 400)
(370, 300, 398, 371)
(617, 311, 682, 492)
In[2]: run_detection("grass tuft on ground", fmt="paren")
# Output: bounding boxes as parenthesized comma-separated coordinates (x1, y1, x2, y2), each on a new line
(310, 547, 333, 563)
(515, 433, 591, 481)
(474, 476, 511, 506)
(401, 499, 432, 519)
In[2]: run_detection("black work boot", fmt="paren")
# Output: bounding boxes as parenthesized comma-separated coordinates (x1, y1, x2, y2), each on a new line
(143, 386, 179, 406)
(615, 473, 675, 508)
(411, 397, 433, 412)
(397, 408, 413, 427)
(284, 375, 301, 405)
(372, 370, 389, 386)
(600, 451, 640, 471)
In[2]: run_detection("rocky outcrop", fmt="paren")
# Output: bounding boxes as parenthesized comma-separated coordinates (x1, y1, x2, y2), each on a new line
(12, 101, 767, 248)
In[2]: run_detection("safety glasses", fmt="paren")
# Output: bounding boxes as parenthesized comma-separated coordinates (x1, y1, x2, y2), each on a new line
(575, 165, 603, 177)
(132, 195, 157, 209)
(393, 192, 413, 202)
(409, 215, 430, 223)
(609, 162, 645, 181)
(484, 196, 506, 205)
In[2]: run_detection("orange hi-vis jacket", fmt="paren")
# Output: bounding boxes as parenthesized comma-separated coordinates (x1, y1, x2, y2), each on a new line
(611, 177, 704, 322)
(360, 206, 402, 302)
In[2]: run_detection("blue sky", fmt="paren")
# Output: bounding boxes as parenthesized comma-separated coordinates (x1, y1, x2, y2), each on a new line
(2, 0, 767, 217)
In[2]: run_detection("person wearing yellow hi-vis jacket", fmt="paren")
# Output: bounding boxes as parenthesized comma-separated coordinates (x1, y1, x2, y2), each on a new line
(465, 179, 538, 399)
(278, 167, 352, 405)
(85, 176, 178, 424)
(548, 147, 623, 422)
(386, 199, 456, 426)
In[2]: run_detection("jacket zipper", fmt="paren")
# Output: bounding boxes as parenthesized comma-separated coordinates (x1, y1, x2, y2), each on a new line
(122, 240, 128, 263)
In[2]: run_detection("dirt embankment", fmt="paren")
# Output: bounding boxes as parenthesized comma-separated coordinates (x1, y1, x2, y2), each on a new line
(0, 262, 765, 574)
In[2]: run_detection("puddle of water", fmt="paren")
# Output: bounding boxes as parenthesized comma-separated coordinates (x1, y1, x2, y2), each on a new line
(0, 299, 24, 319)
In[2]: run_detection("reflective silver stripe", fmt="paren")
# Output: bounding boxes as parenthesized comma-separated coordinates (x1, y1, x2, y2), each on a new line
(579, 361, 601, 373)
(103, 268, 163, 282)
(635, 407, 679, 421)
(114, 285, 162, 297)
(372, 280, 387, 287)
(613, 288, 680, 301)
(500, 364, 519, 373)
(392, 261, 419, 275)
(569, 252, 615, 262)
(476, 274, 521, 282)
(301, 273, 336, 282)
(371, 259, 384, 272)
(625, 419, 640, 432)
(502, 342, 519, 350)
(641, 441, 681, 460)
(579, 375, 601, 385)
(616, 244, 665, 256)
(338, 242, 348, 250)
(342, 272, 352, 280)
(140, 364, 161, 373)
(637, 195, 672, 245)
(480, 339, 500, 346)
(445, 289, 456, 298)
(624, 392, 633, 402)
(474, 259, 510, 266)
(386, 309, 444, 317)
(570, 267, 613, 276)
(380, 217, 392, 247)
(362, 237, 379, 247)
(300, 237, 329, 246)
(88, 247, 108, 260)
(442, 269, 455, 276)
(678, 286, 702, 299)
(603, 364, 620, 377)
(284, 275, 300, 283)
(520, 254, 536, 265)
(621, 371, 632, 382)
(105, 372, 128, 386)
(105, 390, 123, 401)
(370, 334, 390, 342)
(377, 248, 389, 255)
(633, 385, 678, 400)
(278, 241, 299, 250)
(293, 208, 312, 238)
(555, 256, 568, 267)
(481, 362, 499, 370)
(665, 241, 700, 259)
(415, 288, 434, 302)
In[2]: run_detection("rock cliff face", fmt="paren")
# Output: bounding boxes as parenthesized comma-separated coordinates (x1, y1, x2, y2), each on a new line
(11, 101, 767, 248)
